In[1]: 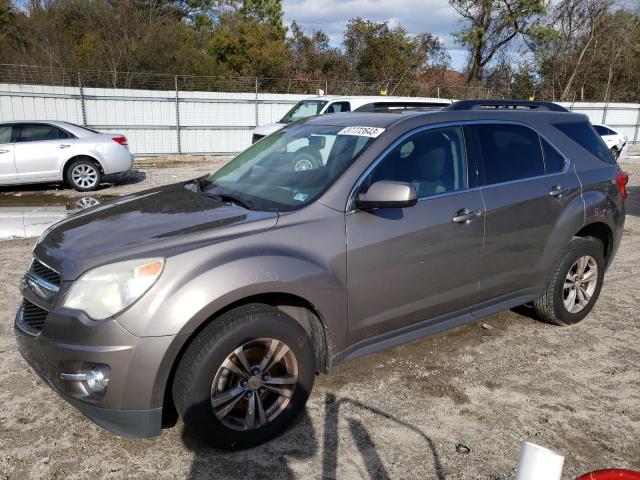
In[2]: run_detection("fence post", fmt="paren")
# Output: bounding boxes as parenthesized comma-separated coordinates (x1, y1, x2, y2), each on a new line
(634, 106, 640, 144)
(175, 75, 181, 155)
(255, 77, 259, 127)
(602, 98, 609, 125)
(437, 85, 440, 98)
(77, 72, 87, 127)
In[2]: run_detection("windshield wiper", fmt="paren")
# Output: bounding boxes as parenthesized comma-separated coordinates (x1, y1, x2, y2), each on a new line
(206, 192, 253, 210)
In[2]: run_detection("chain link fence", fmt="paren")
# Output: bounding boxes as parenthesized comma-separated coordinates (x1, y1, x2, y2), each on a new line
(1, 64, 638, 155)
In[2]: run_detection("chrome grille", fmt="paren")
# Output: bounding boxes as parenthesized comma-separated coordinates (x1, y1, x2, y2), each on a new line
(21, 300, 48, 332)
(30, 259, 61, 287)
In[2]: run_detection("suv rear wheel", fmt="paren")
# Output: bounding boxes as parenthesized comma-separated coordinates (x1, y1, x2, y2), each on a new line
(533, 237, 605, 325)
(173, 304, 315, 449)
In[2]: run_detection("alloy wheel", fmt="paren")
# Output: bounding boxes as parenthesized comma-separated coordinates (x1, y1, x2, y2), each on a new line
(71, 164, 98, 189)
(211, 338, 298, 431)
(563, 255, 598, 314)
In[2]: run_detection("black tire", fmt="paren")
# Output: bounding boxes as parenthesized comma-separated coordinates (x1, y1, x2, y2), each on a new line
(66, 158, 102, 191)
(291, 147, 322, 172)
(173, 304, 316, 449)
(533, 237, 605, 326)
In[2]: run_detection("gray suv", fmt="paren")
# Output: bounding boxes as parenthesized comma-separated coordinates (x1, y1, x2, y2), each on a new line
(15, 100, 628, 448)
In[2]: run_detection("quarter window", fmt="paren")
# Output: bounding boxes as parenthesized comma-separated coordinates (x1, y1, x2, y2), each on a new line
(475, 124, 545, 185)
(554, 122, 614, 164)
(325, 102, 350, 113)
(364, 126, 468, 198)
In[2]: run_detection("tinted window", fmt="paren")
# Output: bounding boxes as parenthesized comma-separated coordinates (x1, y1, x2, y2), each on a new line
(554, 122, 614, 164)
(476, 124, 545, 184)
(542, 139, 565, 173)
(593, 125, 609, 135)
(0, 125, 12, 144)
(326, 102, 350, 113)
(365, 126, 467, 198)
(280, 100, 328, 123)
(17, 124, 70, 142)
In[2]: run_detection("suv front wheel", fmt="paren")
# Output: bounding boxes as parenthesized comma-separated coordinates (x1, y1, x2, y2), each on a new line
(533, 237, 605, 325)
(173, 304, 316, 449)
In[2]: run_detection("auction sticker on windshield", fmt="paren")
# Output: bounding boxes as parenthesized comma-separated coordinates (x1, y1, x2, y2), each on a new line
(337, 126, 385, 138)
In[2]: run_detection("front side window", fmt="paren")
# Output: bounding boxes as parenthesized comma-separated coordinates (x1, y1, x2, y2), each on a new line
(280, 100, 328, 123)
(475, 124, 545, 185)
(363, 126, 468, 198)
(202, 124, 377, 211)
(16, 124, 71, 142)
(325, 102, 350, 113)
(554, 122, 614, 164)
(0, 125, 12, 144)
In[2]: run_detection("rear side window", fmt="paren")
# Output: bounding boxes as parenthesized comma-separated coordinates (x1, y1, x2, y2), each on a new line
(541, 139, 565, 173)
(0, 125, 12, 144)
(17, 124, 72, 142)
(475, 124, 545, 185)
(593, 125, 611, 136)
(554, 122, 614, 164)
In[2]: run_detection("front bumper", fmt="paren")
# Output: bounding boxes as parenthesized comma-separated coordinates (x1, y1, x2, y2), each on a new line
(14, 303, 176, 437)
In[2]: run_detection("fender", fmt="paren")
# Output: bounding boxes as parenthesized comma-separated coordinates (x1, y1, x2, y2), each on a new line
(536, 191, 585, 285)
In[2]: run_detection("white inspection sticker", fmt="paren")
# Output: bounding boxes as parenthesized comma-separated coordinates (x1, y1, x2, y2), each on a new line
(337, 126, 386, 138)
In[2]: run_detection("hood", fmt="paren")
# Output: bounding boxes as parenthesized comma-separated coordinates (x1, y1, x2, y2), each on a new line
(253, 123, 285, 137)
(33, 182, 278, 280)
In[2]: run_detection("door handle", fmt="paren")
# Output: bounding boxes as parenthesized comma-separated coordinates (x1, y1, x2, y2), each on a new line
(0, 149, 9, 154)
(452, 209, 481, 224)
(549, 185, 569, 197)
(58, 144, 71, 149)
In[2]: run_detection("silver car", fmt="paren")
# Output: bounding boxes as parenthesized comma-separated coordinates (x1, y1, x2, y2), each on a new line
(0, 121, 133, 191)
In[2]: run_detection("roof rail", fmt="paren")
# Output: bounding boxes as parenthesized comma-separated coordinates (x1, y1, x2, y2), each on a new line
(445, 99, 568, 113)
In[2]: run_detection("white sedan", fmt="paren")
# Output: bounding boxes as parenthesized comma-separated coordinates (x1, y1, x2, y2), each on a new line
(0, 121, 133, 191)
(593, 124, 627, 160)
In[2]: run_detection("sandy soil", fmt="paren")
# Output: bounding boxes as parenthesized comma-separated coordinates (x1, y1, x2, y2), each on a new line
(0, 152, 638, 479)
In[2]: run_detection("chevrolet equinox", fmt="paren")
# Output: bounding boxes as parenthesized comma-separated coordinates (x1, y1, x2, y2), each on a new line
(15, 100, 627, 448)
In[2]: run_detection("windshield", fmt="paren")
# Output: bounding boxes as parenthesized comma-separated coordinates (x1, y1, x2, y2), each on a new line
(202, 124, 378, 211)
(280, 100, 328, 123)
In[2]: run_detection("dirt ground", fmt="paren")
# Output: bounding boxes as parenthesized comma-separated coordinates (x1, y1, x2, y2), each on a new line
(0, 150, 639, 479)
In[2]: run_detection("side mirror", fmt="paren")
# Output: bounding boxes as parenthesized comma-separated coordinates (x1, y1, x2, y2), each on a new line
(354, 181, 417, 210)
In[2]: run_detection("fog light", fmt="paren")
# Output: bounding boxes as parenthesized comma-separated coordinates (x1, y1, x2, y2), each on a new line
(86, 365, 110, 394)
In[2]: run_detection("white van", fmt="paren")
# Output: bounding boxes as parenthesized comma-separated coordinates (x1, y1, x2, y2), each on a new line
(252, 95, 452, 143)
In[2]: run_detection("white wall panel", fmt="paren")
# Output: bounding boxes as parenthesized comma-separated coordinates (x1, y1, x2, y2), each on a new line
(1, 84, 637, 155)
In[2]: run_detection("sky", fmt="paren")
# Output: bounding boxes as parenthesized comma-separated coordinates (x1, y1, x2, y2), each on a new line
(281, 0, 469, 71)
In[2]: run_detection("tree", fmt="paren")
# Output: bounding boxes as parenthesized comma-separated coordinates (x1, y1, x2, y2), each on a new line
(450, 0, 547, 83)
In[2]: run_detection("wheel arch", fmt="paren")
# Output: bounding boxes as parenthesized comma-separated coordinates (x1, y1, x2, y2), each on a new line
(62, 154, 105, 179)
(574, 221, 614, 265)
(158, 292, 331, 427)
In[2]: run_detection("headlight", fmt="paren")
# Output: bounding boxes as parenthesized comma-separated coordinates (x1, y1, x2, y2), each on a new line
(63, 258, 164, 320)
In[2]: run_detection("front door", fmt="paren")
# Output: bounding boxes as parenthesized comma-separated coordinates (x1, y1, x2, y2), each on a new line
(14, 123, 74, 180)
(0, 124, 17, 183)
(346, 125, 485, 344)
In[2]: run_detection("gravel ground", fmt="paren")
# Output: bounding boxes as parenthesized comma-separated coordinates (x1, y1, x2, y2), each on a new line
(0, 150, 638, 479)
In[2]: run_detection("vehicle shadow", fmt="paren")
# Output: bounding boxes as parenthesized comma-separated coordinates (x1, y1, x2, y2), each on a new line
(624, 186, 640, 217)
(181, 392, 444, 479)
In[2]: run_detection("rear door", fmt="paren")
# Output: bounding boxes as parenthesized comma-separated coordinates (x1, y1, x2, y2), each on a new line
(470, 122, 581, 304)
(0, 124, 17, 183)
(346, 125, 485, 344)
(14, 123, 75, 180)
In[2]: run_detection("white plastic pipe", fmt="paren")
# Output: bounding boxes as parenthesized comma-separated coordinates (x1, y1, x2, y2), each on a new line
(515, 442, 565, 480)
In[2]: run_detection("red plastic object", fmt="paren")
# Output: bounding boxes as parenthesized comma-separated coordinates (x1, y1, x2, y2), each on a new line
(616, 169, 629, 200)
(577, 469, 640, 480)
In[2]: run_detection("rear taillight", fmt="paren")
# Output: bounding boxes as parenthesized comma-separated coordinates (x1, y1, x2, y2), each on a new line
(616, 169, 629, 200)
(112, 136, 128, 146)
